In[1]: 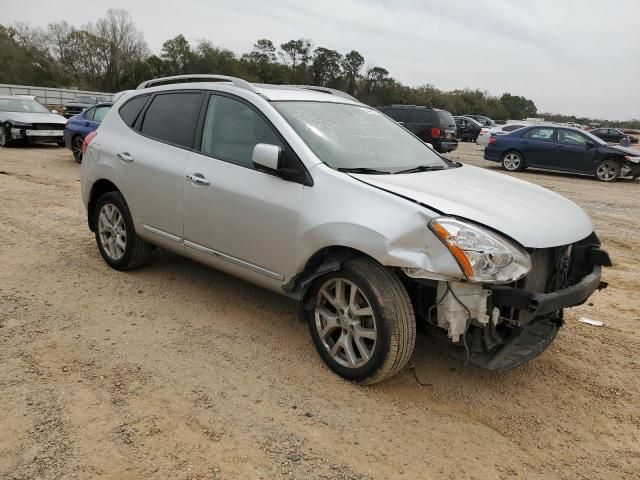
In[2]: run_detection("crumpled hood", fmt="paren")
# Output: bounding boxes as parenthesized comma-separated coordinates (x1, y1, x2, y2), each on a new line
(605, 144, 640, 156)
(351, 164, 594, 248)
(4, 112, 67, 125)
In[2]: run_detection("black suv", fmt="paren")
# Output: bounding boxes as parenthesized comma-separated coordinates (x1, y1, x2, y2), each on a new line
(63, 95, 107, 118)
(378, 105, 458, 153)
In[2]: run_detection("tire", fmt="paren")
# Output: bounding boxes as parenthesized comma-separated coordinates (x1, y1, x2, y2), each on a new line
(93, 191, 153, 271)
(0, 124, 12, 147)
(71, 135, 84, 163)
(501, 150, 524, 171)
(307, 257, 416, 385)
(594, 159, 621, 182)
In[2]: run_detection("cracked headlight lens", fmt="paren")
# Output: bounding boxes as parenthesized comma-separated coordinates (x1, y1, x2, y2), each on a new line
(430, 217, 531, 283)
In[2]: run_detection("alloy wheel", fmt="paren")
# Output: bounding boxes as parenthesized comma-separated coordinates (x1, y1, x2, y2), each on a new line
(98, 203, 127, 260)
(503, 153, 521, 171)
(314, 278, 377, 369)
(72, 136, 84, 162)
(596, 161, 618, 181)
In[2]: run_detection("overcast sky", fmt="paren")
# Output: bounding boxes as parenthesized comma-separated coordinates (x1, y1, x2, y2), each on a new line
(7, 0, 640, 120)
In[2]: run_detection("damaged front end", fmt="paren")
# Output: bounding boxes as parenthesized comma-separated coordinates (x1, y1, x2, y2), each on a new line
(406, 232, 611, 371)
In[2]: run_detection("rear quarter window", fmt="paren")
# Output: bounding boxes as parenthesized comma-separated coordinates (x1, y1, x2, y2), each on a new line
(118, 95, 149, 127)
(408, 109, 431, 124)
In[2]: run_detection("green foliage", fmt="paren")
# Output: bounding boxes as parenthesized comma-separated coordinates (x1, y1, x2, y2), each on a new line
(2, 11, 632, 124)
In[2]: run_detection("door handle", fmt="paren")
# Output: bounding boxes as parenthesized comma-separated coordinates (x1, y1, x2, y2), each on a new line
(117, 152, 134, 162)
(186, 173, 210, 186)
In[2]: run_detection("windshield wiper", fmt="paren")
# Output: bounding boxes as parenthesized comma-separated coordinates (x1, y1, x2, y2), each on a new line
(394, 165, 446, 174)
(337, 167, 392, 175)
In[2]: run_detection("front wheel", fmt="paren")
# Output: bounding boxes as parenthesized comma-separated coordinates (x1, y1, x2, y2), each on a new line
(93, 191, 153, 270)
(0, 124, 12, 147)
(502, 151, 524, 171)
(307, 257, 416, 385)
(595, 159, 620, 182)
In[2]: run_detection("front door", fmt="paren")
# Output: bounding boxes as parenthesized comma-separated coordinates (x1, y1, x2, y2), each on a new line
(553, 129, 597, 173)
(182, 93, 306, 289)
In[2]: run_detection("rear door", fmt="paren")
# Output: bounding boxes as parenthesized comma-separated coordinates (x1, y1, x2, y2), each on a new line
(521, 127, 557, 167)
(118, 91, 204, 251)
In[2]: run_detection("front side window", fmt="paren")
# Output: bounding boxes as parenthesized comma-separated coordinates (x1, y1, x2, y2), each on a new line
(274, 101, 451, 173)
(527, 127, 555, 142)
(200, 95, 283, 167)
(93, 105, 111, 123)
(140, 92, 202, 148)
(558, 130, 589, 147)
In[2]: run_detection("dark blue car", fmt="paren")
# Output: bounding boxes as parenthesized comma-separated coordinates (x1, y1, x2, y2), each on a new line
(484, 125, 640, 182)
(63, 102, 112, 163)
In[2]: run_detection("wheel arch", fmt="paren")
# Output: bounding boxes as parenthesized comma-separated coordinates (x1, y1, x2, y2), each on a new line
(88, 179, 122, 231)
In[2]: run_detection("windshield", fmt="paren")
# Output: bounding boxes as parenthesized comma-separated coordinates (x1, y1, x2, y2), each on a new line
(274, 101, 451, 173)
(581, 129, 607, 145)
(73, 96, 98, 103)
(0, 98, 51, 114)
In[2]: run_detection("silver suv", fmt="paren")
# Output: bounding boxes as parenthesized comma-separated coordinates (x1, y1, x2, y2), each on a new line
(81, 75, 610, 384)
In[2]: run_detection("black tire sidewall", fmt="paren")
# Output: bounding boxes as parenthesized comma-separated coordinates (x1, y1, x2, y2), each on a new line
(306, 263, 392, 382)
(93, 192, 138, 270)
(0, 124, 11, 147)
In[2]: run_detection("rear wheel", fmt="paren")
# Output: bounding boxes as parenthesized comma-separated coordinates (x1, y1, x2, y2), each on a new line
(307, 257, 416, 385)
(71, 135, 84, 163)
(502, 150, 524, 171)
(93, 191, 153, 270)
(595, 159, 620, 182)
(0, 124, 12, 147)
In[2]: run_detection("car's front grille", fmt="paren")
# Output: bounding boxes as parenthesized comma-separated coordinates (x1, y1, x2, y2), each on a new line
(31, 123, 65, 130)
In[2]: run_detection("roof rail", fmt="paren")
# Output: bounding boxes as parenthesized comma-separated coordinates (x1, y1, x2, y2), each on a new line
(287, 85, 358, 102)
(136, 74, 259, 93)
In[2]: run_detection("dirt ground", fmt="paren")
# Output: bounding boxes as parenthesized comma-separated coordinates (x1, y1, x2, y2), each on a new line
(1, 142, 639, 480)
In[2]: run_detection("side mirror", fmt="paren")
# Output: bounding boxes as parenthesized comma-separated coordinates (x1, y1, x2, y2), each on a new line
(252, 143, 282, 171)
(51, 109, 59, 114)
(585, 141, 595, 148)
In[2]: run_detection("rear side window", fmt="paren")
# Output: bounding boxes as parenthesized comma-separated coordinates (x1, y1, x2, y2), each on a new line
(140, 92, 202, 148)
(408, 109, 431, 124)
(119, 95, 148, 127)
(200, 95, 283, 168)
(526, 127, 555, 142)
(381, 108, 407, 123)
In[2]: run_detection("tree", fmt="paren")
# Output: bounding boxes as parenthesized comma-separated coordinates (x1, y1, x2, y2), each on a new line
(312, 47, 342, 87)
(243, 38, 278, 82)
(364, 66, 390, 97)
(500, 93, 537, 119)
(95, 9, 147, 90)
(341, 50, 364, 95)
(160, 34, 193, 74)
(280, 39, 312, 83)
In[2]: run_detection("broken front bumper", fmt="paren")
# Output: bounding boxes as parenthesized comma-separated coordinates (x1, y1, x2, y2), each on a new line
(489, 265, 604, 319)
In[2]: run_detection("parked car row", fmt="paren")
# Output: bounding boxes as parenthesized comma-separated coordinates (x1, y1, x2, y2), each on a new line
(0, 94, 112, 162)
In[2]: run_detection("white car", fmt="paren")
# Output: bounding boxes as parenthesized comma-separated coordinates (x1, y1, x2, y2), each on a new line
(476, 123, 528, 146)
(80, 75, 609, 384)
(0, 96, 67, 147)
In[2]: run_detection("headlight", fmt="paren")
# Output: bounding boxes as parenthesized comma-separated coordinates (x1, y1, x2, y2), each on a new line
(624, 155, 640, 164)
(11, 121, 33, 128)
(429, 217, 531, 283)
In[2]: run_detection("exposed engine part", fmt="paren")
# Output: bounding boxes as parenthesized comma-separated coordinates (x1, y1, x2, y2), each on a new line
(436, 281, 489, 342)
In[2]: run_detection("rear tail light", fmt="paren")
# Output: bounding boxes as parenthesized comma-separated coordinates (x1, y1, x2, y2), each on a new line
(431, 127, 441, 138)
(82, 131, 97, 155)
(488, 137, 497, 145)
